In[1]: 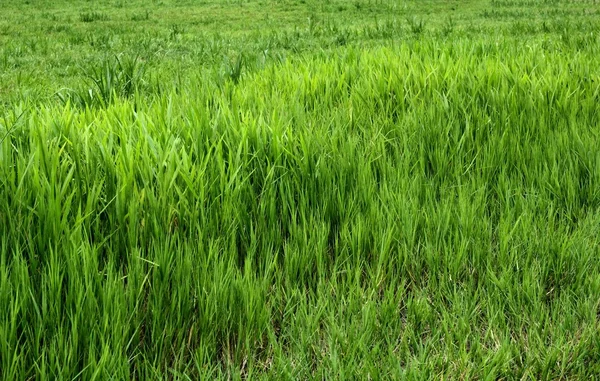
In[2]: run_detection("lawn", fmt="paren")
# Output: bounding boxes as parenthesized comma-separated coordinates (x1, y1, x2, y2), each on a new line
(1, 0, 600, 379)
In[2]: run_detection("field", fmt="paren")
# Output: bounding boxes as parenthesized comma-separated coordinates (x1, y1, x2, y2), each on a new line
(1, 0, 600, 379)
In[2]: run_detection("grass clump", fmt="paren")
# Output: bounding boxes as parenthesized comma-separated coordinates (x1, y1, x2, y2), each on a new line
(57, 54, 146, 108)
(79, 11, 109, 23)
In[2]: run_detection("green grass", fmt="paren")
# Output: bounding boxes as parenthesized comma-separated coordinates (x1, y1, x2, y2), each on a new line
(1, 0, 600, 379)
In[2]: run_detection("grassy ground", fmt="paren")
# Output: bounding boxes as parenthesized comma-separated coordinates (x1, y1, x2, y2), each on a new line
(1, 0, 600, 379)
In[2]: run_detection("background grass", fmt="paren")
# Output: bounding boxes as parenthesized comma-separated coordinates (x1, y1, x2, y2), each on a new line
(1, 0, 600, 379)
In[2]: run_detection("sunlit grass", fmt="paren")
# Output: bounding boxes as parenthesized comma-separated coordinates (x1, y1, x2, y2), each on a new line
(1, 0, 600, 379)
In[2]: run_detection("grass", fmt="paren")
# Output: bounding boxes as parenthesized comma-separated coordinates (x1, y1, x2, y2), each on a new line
(1, 0, 600, 379)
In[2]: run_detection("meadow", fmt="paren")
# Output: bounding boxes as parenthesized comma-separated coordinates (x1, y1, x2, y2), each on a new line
(1, 0, 600, 379)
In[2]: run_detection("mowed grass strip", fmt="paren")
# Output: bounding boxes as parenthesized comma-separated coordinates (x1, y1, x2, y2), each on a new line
(1, 39, 600, 378)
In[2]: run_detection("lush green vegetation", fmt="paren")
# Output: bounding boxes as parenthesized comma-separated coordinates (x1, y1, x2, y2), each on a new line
(1, 0, 600, 379)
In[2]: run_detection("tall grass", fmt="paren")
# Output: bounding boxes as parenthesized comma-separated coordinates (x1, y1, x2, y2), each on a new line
(1, 36, 600, 378)
(57, 54, 147, 108)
